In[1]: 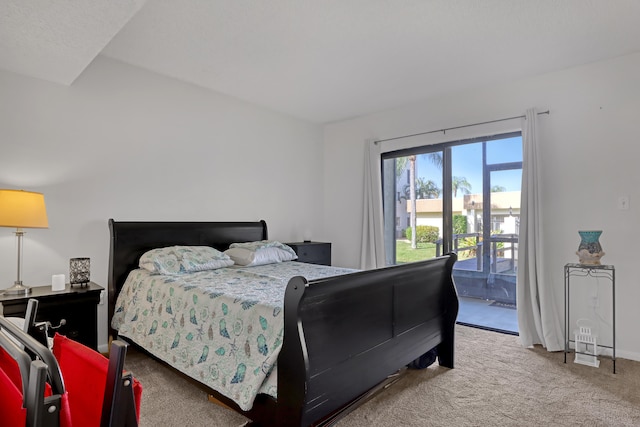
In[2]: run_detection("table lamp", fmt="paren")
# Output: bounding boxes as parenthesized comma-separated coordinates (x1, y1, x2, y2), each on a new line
(0, 189, 49, 295)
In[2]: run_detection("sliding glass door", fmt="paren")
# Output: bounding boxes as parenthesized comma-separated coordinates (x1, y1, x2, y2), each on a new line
(381, 132, 522, 333)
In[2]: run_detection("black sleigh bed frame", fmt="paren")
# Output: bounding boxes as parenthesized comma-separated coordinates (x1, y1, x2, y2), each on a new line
(108, 219, 459, 426)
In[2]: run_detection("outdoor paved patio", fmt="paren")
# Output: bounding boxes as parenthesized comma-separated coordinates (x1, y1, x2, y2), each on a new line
(457, 296, 518, 334)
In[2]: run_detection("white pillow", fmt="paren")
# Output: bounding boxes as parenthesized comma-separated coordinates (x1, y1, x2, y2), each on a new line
(224, 241, 297, 266)
(139, 246, 233, 275)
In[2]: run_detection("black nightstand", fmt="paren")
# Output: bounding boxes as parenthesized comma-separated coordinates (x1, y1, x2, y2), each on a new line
(287, 241, 332, 266)
(0, 282, 103, 350)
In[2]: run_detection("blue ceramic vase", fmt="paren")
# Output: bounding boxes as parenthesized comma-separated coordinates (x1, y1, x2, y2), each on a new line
(576, 230, 605, 265)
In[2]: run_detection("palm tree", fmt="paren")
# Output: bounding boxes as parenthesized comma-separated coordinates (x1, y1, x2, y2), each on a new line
(491, 185, 507, 192)
(452, 176, 472, 197)
(409, 156, 417, 249)
(405, 178, 441, 199)
(395, 157, 409, 177)
(421, 179, 441, 198)
(423, 152, 443, 169)
(403, 152, 443, 250)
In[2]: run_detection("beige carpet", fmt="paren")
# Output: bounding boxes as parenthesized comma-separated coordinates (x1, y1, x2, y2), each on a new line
(124, 325, 640, 426)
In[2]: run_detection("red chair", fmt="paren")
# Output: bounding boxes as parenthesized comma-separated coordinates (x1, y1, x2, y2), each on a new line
(52, 333, 142, 427)
(0, 342, 29, 427)
(1, 315, 141, 427)
(0, 317, 68, 427)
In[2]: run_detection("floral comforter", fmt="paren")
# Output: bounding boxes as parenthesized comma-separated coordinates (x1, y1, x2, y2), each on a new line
(111, 261, 356, 410)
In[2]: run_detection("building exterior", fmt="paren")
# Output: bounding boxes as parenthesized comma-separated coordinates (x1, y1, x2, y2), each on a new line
(405, 191, 521, 237)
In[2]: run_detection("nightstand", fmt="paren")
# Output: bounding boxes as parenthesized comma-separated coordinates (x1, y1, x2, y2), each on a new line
(287, 241, 332, 266)
(0, 282, 103, 350)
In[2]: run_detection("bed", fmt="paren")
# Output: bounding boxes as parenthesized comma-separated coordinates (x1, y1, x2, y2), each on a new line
(108, 219, 459, 426)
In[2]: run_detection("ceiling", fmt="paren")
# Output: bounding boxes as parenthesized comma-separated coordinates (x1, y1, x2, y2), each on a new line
(2, 0, 640, 124)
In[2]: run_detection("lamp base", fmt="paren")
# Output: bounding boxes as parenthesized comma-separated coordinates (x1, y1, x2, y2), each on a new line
(3, 281, 32, 295)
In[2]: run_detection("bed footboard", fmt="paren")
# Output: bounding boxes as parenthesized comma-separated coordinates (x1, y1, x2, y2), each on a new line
(277, 254, 458, 426)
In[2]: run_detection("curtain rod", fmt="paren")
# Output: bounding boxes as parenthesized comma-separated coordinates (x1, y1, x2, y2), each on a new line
(374, 110, 550, 144)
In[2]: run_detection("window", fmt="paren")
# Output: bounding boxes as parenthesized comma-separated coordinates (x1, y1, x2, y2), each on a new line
(382, 132, 522, 332)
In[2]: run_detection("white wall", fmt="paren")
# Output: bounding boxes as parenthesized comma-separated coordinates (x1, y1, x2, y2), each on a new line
(2, 51, 639, 360)
(0, 56, 325, 351)
(323, 53, 640, 361)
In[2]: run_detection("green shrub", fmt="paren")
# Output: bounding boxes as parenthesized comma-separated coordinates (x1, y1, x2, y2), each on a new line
(405, 225, 439, 243)
(453, 215, 467, 235)
(458, 236, 480, 257)
(491, 230, 505, 250)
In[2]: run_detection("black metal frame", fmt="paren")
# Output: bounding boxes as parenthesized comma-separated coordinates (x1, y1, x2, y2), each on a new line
(563, 263, 616, 373)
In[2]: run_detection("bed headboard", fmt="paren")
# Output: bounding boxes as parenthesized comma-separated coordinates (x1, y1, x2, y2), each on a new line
(107, 219, 268, 339)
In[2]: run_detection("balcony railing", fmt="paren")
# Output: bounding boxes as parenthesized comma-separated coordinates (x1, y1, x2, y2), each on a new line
(436, 233, 518, 274)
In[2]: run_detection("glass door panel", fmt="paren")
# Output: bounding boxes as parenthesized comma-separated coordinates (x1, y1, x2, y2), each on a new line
(382, 152, 444, 264)
(486, 168, 521, 306)
(450, 137, 521, 334)
(381, 133, 521, 334)
(450, 143, 485, 299)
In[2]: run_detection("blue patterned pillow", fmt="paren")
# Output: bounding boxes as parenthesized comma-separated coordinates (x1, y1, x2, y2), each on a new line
(224, 240, 297, 266)
(139, 246, 233, 275)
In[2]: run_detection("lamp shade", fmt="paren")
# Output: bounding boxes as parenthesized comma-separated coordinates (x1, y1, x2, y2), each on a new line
(0, 189, 49, 229)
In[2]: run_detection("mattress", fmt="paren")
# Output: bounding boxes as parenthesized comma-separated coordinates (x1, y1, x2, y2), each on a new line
(111, 261, 356, 410)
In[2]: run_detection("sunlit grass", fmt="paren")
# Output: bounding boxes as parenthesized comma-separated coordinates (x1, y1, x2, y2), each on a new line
(395, 239, 437, 263)
(395, 239, 478, 263)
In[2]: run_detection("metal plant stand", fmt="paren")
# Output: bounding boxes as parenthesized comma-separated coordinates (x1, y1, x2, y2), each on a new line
(563, 263, 616, 373)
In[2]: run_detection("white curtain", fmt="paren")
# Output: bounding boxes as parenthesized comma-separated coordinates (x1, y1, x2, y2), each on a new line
(360, 140, 386, 269)
(517, 108, 563, 351)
